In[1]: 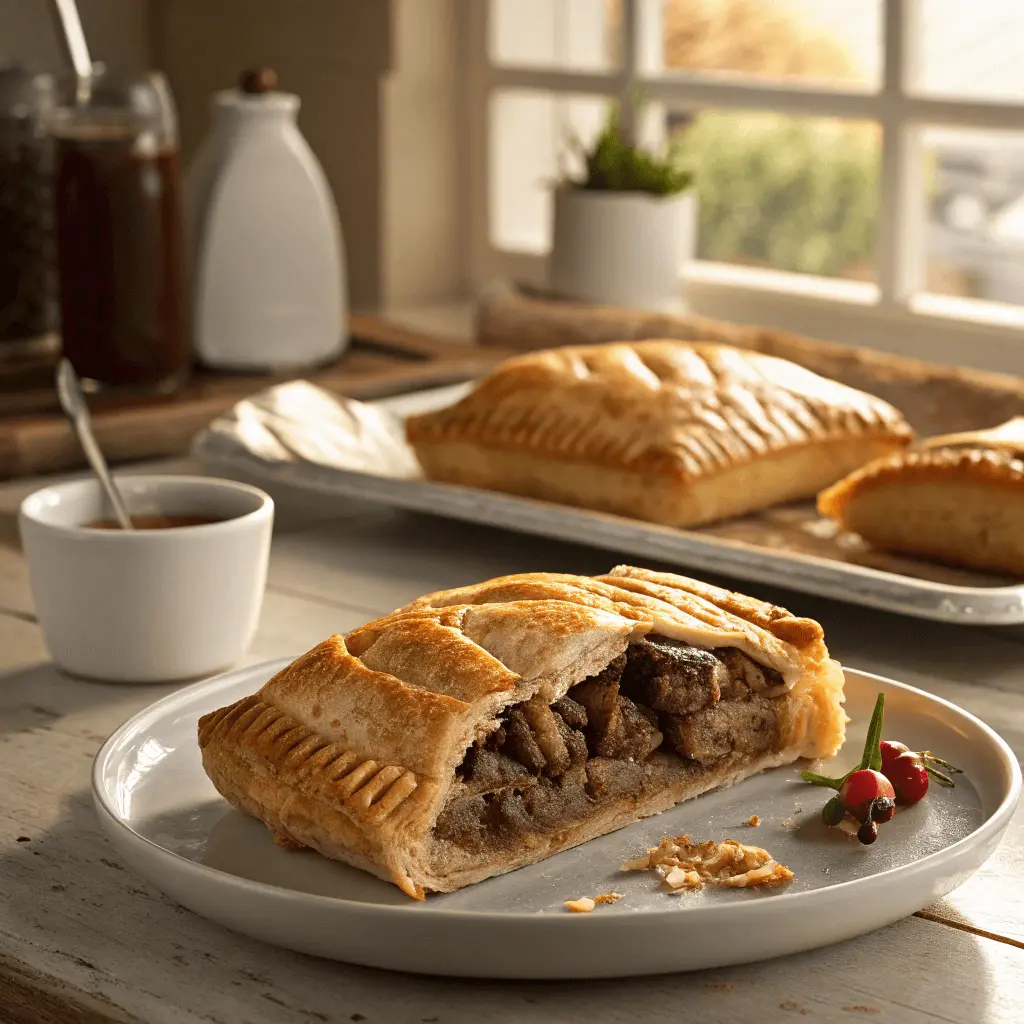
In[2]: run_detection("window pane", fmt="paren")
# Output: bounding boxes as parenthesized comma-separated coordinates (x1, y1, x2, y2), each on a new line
(489, 91, 609, 253)
(671, 111, 880, 281)
(923, 127, 1024, 305)
(917, 3, 1024, 103)
(489, 0, 621, 71)
(659, 0, 881, 89)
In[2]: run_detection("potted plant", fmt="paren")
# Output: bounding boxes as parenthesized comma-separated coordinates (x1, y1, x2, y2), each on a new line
(549, 103, 696, 310)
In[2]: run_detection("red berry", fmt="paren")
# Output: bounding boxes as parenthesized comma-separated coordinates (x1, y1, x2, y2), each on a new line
(870, 796, 896, 823)
(887, 751, 930, 805)
(857, 819, 878, 845)
(839, 769, 896, 822)
(879, 740, 910, 778)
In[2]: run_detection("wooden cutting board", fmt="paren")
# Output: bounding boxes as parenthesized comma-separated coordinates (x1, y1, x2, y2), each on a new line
(0, 313, 509, 480)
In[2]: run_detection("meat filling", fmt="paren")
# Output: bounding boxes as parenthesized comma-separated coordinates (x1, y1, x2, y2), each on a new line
(439, 636, 788, 852)
(456, 635, 785, 789)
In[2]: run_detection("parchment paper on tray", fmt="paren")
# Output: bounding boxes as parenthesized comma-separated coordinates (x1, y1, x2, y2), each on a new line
(198, 380, 422, 479)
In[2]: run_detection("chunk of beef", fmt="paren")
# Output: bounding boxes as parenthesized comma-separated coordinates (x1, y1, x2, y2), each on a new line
(501, 706, 548, 775)
(558, 714, 590, 770)
(584, 756, 648, 800)
(662, 697, 781, 764)
(458, 747, 535, 797)
(551, 695, 588, 730)
(471, 697, 590, 783)
(716, 648, 785, 700)
(620, 635, 726, 715)
(568, 675, 617, 743)
(570, 677, 663, 761)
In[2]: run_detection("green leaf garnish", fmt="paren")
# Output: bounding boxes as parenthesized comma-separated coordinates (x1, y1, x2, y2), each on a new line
(863, 693, 885, 772)
(801, 692, 886, 789)
(800, 769, 844, 790)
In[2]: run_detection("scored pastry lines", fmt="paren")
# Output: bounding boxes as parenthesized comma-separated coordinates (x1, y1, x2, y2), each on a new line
(199, 699, 419, 824)
(407, 341, 910, 481)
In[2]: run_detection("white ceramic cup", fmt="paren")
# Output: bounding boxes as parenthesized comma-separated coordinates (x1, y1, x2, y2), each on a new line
(19, 475, 274, 683)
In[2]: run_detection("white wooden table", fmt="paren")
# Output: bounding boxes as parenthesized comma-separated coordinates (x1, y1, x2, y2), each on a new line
(2, 455, 1024, 1023)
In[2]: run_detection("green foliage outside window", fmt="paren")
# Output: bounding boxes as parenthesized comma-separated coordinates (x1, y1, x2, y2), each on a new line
(677, 111, 879, 279)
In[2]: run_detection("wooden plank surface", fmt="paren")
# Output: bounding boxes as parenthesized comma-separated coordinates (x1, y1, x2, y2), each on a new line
(0, 462, 1023, 1022)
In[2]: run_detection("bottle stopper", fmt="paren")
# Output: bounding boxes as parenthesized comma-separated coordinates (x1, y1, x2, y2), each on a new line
(239, 67, 277, 95)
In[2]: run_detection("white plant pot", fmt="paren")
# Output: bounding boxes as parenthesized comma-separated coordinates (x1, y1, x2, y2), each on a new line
(549, 187, 696, 310)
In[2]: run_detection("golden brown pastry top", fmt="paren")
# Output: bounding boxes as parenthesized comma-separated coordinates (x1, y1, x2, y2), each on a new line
(238, 567, 828, 788)
(406, 341, 913, 479)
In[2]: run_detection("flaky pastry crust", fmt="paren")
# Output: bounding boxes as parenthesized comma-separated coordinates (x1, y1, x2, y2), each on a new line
(818, 442, 1024, 575)
(406, 341, 912, 528)
(199, 566, 846, 898)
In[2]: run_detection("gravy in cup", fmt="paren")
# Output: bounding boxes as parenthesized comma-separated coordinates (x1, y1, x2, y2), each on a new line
(85, 514, 225, 530)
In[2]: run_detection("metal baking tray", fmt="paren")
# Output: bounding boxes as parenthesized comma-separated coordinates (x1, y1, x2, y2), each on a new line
(192, 381, 1024, 626)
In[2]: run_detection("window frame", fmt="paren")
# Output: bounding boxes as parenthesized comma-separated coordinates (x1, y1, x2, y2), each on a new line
(459, 0, 1024, 373)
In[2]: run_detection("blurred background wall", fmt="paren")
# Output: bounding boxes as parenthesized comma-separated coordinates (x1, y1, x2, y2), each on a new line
(0, 0, 462, 309)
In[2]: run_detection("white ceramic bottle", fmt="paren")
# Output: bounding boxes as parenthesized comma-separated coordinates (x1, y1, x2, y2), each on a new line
(186, 68, 347, 371)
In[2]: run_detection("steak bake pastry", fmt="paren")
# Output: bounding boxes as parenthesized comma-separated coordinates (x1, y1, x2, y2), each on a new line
(818, 417, 1024, 576)
(405, 341, 912, 528)
(198, 566, 846, 898)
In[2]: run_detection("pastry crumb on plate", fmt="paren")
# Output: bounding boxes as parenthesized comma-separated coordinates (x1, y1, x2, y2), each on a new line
(744, 814, 760, 827)
(563, 892, 623, 913)
(622, 835, 794, 891)
(563, 897, 596, 913)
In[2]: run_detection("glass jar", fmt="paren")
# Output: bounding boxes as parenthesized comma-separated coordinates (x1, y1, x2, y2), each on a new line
(52, 69, 190, 392)
(0, 63, 59, 359)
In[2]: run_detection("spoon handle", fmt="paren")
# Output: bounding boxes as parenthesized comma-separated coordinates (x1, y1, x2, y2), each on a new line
(49, 0, 93, 104)
(77, 420, 134, 530)
(55, 360, 134, 531)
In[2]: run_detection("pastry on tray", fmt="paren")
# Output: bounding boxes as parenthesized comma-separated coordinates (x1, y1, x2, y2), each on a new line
(198, 566, 846, 898)
(818, 417, 1024, 576)
(405, 341, 913, 529)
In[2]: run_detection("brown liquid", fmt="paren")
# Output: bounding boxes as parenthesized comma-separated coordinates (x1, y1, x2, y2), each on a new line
(0, 136, 56, 345)
(85, 514, 222, 530)
(54, 130, 189, 389)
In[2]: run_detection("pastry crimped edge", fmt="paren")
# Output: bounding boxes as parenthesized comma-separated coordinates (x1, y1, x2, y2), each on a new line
(818, 445, 1024, 575)
(199, 566, 846, 898)
(406, 340, 913, 529)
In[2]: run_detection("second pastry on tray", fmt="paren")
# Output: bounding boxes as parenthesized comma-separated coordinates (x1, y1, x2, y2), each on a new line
(818, 417, 1024, 576)
(406, 340, 913, 529)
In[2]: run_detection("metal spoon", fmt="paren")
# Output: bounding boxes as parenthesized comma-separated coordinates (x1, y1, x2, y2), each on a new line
(56, 359, 134, 530)
(49, 0, 93, 105)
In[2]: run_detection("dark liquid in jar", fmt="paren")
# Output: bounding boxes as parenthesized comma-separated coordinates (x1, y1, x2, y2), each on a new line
(54, 129, 189, 389)
(85, 514, 223, 530)
(0, 135, 56, 345)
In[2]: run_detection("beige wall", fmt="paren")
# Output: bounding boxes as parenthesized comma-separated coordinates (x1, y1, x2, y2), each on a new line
(0, 0, 152, 75)
(381, 0, 463, 306)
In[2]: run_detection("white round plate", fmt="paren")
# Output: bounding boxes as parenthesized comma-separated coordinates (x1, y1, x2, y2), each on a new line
(93, 659, 1020, 979)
